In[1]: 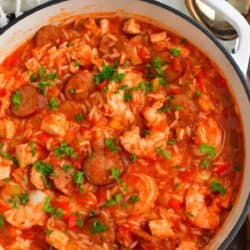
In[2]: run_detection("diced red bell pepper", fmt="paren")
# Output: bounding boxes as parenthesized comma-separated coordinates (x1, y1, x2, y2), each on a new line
(178, 168, 196, 182)
(168, 87, 180, 95)
(171, 58, 182, 72)
(169, 198, 182, 211)
(116, 225, 133, 247)
(196, 71, 206, 93)
(213, 161, 231, 177)
(5, 56, 20, 67)
(68, 215, 77, 229)
(0, 88, 6, 97)
(98, 80, 108, 91)
(95, 188, 107, 204)
(37, 132, 49, 144)
(139, 47, 148, 61)
(0, 200, 10, 212)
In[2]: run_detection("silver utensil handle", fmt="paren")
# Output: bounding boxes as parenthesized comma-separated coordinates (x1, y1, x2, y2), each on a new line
(201, 0, 250, 76)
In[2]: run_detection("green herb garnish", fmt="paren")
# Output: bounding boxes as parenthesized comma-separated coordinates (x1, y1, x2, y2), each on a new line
(156, 147, 172, 160)
(104, 138, 119, 153)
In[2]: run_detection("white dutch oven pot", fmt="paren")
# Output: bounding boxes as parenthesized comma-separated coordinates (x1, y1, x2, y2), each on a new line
(0, 0, 249, 249)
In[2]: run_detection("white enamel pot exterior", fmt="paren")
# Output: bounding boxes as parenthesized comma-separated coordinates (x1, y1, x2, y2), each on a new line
(0, 1, 249, 249)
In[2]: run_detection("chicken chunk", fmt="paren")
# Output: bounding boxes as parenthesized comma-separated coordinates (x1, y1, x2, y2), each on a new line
(30, 166, 45, 190)
(0, 119, 15, 139)
(46, 230, 69, 250)
(123, 18, 141, 35)
(15, 143, 38, 168)
(41, 114, 68, 137)
(150, 32, 167, 43)
(0, 156, 11, 180)
(149, 219, 174, 238)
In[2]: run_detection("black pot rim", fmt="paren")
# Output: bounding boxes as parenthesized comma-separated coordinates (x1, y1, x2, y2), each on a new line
(0, 0, 249, 249)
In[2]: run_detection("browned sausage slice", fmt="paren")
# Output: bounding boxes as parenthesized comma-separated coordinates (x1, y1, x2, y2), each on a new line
(11, 85, 45, 118)
(83, 214, 115, 245)
(64, 71, 93, 101)
(35, 25, 64, 47)
(165, 57, 186, 83)
(84, 150, 124, 186)
(172, 94, 198, 124)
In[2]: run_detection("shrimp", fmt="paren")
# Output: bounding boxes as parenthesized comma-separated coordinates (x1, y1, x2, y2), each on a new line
(123, 173, 158, 215)
(120, 95, 168, 158)
(194, 117, 223, 151)
(105, 71, 145, 128)
(4, 190, 47, 229)
(185, 184, 220, 229)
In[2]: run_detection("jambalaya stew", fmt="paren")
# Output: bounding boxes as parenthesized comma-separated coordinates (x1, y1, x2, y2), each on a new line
(0, 15, 244, 250)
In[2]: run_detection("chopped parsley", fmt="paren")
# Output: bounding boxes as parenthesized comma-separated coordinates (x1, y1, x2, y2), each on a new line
(91, 220, 108, 234)
(170, 47, 180, 56)
(73, 171, 84, 185)
(194, 90, 202, 97)
(158, 105, 170, 113)
(121, 202, 128, 209)
(200, 144, 216, 158)
(94, 64, 125, 85)
(111, 168, 122, 185)
(105, 193, 122, 207)
(8, 196, 18, 208)
(129, 195, 139, 204)
(44, 229, 53, 235)
(200, 158, 210, 169)
(154, 57, 164, 77)
(12, 90, 21, 109)
(43, 197, 54, 214)
(61, 164, 73, 173)
(133, 81, 153, 95)
(187, 211, 194, 218)
(75, 113, 85, 123)
(54, 208, 63, 219)
(18, 193, 29, 205)
(76, 216, 83, 228)
(54, 142, 78, 159)
(130, 154, 137, 162)
(73, 61, 80, 67)
(144, 130, 151, 136)
(234, 165, 241, 171)
(124, 90, 132, 102)
(30, 73, 37, 82)
(89, 210, 97, 218)
(174, 105, 182, 111)
(94, 65, 115, 84)
(0, 214, 4, 229)
(34, 160, 54, 188)
(167, 139, 176, 145)
(28, 142, 37, 157)
(69, 88, 75, 95)
(49, 97, 59, 110)
(156, 147, 172, 160)
(38, 81, 49, 94)
(104, 138, 119, 153)
(210, 180, 227, 195)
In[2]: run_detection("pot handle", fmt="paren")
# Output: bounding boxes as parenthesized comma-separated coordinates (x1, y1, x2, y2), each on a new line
(201, 0, 250, 76)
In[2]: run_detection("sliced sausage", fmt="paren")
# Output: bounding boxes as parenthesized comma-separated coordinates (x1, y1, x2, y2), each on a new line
(35, 25, 64, 47)
(84, 150, 124, 186)
(165, 57, 186, 83)
(172, 94, 198, 124)
(83, 214, 115, 245)
(11, 85, 45, 118)
(64, 70, 93, 101)
(52, 167, 74, 195)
